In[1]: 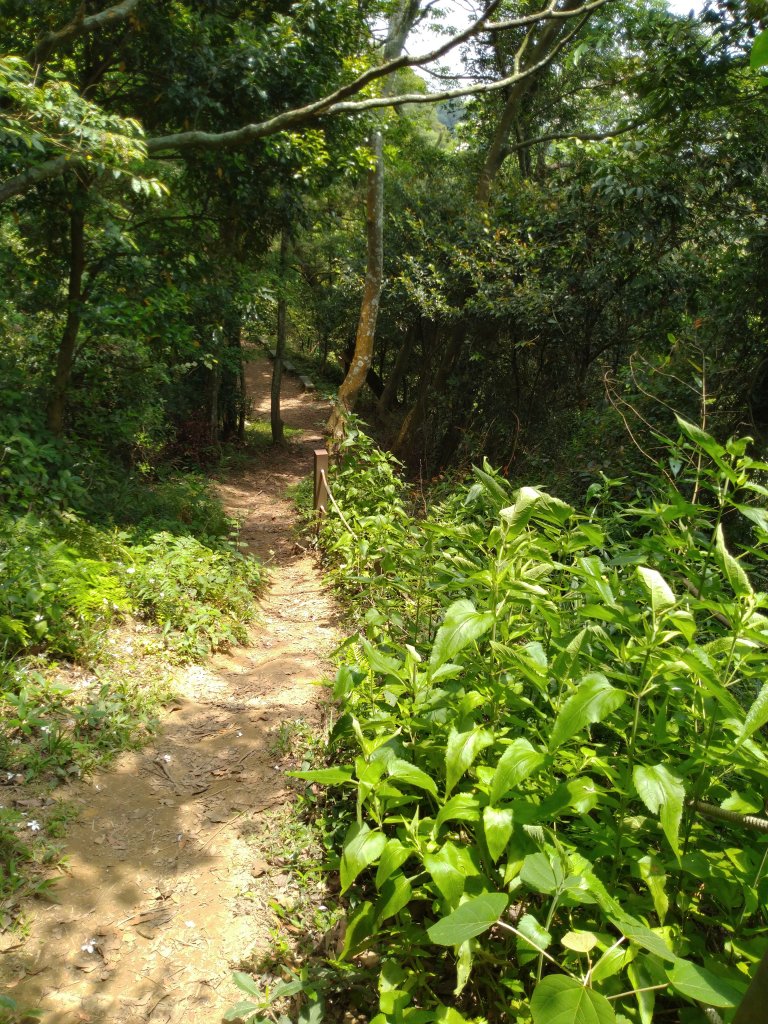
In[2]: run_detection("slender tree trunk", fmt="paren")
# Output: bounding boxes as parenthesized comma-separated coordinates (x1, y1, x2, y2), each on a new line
(326, 0, 422, 437)
(47, 185, 87, 435)
(326, 130, 384, 437)
(271, 228, 289, 444)
(475, 0, 585, 205)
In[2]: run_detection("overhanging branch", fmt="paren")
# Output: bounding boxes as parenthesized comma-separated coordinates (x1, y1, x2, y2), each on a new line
(1, 0, 613, 203)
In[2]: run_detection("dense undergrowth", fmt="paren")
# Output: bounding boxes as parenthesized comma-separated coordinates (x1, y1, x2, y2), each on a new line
(243, 422, 768, 1024)
(0, 410, 265, 933)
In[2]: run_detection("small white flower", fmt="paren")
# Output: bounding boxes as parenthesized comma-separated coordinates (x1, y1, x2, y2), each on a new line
(126, 567, 136, 575)
(40, 725, 50, 735)
(27, 820, 41, 833)
(81, 939, 96, 954)
(33, 613, 44, 622)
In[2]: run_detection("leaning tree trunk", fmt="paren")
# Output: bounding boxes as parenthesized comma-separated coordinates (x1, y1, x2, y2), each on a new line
(326, 0, 422, 438)
(326, 131, 384, 438)
(47, 183, 87, 435)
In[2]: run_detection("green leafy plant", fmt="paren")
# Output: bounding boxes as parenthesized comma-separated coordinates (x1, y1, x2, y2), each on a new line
(245, 421, 768, 1023)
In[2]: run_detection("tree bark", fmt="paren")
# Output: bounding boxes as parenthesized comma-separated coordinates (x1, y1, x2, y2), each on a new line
(271, 228, 289, 444)
(475, 0, 588, 205)
(47, 186, 87, 435)
(326, 130, 385, 437)
(326, 0, 422, 437)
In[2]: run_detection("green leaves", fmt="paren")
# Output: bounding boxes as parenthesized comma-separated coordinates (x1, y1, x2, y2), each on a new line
(667, 960, 743, 1008)
(340, 824, 387, 893)
(736, 682, 768, 746)
(633, 764, 684, 857)
(314, 425, 768, 1024)
(490, 738, 545, 802)
(444, 725, 494, 797)
(549, 674, 625, 751)
(430, 599, 494, 669)
(751, 27, 768, 68)
(636, 566, 675, 618)
(530, 976, 616, 1024)
(427, 892, 508, 946)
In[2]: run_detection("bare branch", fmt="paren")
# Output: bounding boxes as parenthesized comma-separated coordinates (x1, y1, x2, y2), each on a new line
(0, 155, 74, 204)
(485, 0, 611, 30)
(26, 0, 142, 68)
(511, 116, 647, 149)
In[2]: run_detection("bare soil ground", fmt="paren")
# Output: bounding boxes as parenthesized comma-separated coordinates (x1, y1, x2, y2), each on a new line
(1, 358, 339, 1023)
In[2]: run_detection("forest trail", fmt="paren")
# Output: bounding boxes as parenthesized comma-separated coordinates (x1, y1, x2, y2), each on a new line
(1, 359, 339, 1024)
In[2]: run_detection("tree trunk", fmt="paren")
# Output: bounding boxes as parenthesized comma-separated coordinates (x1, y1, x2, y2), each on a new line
(326, 0, 422, 438)
(475, 0, 586, 205)
(326, 130, 384, 437)
(47, 184, 87, 435)
(271, 228, 289, 444)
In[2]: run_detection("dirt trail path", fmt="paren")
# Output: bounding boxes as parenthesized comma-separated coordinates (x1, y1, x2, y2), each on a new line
(2, 359, 339, 1023)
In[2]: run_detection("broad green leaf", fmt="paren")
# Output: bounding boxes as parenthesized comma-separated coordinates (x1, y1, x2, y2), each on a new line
(340, 823, 387, 893)
(675, 415, 725, 459)
(549, 674, 626, 752)
(737, 682, 768, 746)
(667, 960, 743, 1008)
(516, 913, 552, 965)
(637, 855, 669, 924)
(289, 766, 354, 785)
(455, 939, 474, 995)
(500, 486, 544, 536)
(636, 566, 675, 617)
(751, 26, 768, 67)
(577, 556, 616, 606)
(445, 726, 494, 796)
(520, 852, 563, 895)
(562, 931, 598, 953)
(628, 961, 655, 1024)
(232, 971, 262, 998)
(610, 916, 676, 961)
(361, 638, 403, 677)
(715, 524, 753, 597)
(427, 892, 508, 946)
(423, 842, 480, 906)
(338, 900, 376, 960)
(430, 599, 494, 668)
(435, 793, 482, 830)
(633, 764, 684, 856)
(483, 806, 514, 863)
(490, 737, 545, 803)
(376, 838, 411, 889)
(387, 758, 438, 798)
(223, 1001, 260, 1021)
(374, 873, 412, 924)
(530, 975, 616, 1024)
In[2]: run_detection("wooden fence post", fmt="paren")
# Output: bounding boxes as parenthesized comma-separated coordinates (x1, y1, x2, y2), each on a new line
(314, 449, 329, 514)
